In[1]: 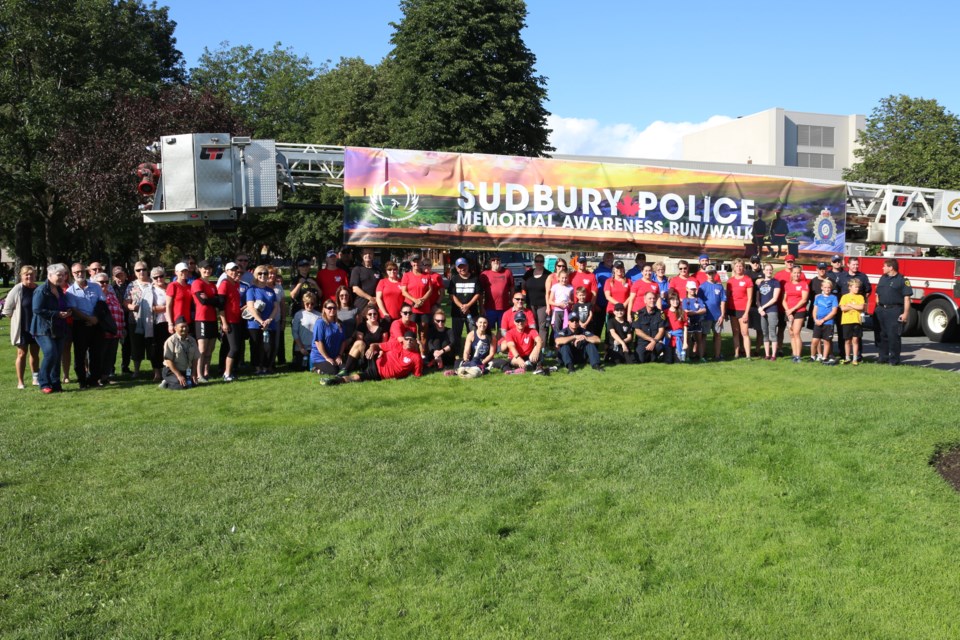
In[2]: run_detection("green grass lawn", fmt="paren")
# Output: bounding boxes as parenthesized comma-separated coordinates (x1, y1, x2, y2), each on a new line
(0, 331, 959, 638)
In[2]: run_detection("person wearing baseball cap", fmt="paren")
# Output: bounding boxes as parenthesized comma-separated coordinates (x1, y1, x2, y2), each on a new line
(322, 331, 423, 385)
(555, 310, 602, 373)
(682, 279, 707, 360)
(165, 261, 194, 338)
(318, 249, 349, 303)
(159, 315, 199, 390)
(447, 256, 480, 360)
(502, 311, 545, 374)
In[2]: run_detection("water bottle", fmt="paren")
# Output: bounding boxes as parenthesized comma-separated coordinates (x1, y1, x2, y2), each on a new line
(466, 313, 475, 331)
(185, 367, 193, 388)
(264, 328, 271, 344)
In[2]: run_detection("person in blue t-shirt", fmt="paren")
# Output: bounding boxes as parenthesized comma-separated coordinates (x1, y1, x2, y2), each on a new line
(681, 281, 707, 361)
(696, 265, 726, 360)
(811, 279, 839, 364)
(311, 300, 346, 375)
(244, 267, 279, 374)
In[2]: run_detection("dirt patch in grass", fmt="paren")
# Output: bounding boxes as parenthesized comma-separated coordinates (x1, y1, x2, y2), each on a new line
(931, 446, 960, 493)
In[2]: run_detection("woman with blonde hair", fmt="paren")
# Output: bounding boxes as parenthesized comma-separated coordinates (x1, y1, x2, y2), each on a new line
(2, 265, 40, 388)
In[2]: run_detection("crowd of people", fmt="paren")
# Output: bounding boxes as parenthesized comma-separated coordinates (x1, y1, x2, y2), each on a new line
(0, 245, 915, 393)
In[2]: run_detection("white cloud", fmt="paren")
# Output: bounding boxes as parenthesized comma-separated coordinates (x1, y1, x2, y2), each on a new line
(547, 114, 733, 160)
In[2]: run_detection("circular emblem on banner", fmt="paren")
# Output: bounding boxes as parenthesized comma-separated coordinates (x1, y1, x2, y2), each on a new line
(947, 198, 960, 221)
(815, 216, 837, 243)
(369, 180, 420, 222)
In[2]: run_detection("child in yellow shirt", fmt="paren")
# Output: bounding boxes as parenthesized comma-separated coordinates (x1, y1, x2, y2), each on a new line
(839, 279, 866, 365)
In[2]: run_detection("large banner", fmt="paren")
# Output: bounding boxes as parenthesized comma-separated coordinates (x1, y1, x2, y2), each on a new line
(344, 147, 847, 258)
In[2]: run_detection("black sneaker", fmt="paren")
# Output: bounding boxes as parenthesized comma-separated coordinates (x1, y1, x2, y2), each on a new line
(566, 366, 575, 374)
(322, 377, 344, 386)
(592, 364, 605, 373)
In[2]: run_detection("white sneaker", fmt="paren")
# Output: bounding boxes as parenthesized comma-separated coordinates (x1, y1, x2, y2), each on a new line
(158, 380, 168, 389)
(31, 373, 40, 386)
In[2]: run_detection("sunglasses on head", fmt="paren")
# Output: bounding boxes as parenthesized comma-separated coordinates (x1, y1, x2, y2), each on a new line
(323, 305, 336, 310)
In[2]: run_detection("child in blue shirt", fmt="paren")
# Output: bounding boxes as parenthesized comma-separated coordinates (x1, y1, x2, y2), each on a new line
(811, 279, 839, 364)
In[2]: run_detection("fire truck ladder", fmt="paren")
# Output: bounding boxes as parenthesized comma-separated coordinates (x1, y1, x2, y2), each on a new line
(845, 182, 960, 249)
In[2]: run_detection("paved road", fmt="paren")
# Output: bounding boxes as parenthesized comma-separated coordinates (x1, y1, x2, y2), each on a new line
(817, 328, 960, 373)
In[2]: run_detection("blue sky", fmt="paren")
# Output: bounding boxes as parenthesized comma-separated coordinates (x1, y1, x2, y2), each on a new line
(161, 0, 960, 157)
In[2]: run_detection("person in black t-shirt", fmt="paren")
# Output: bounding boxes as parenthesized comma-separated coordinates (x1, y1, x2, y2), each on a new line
(446, 257, 480, 360)
(522, 254, 551, 350)
(606, 304, 635, 364)
(349, 248, 382, 314)
(425, 310, 455, 370)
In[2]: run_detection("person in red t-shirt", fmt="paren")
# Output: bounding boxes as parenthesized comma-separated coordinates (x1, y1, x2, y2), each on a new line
(166, 262, 193, 335)
(725, 258, 754, 359)
(503, 313, 544, 373)
(375, 261, 404, 324)
(694, 254, 719, 285)
(479, 255, 514, 333)
(317, 250, 349, 302)
(422, 257, 444, 313)
(603, 261, 631, 314)
(500, 293, 536, 337)
(389, 303, 421, 346)
(774, 255, 798, 347)
(783, 264, 810, 362)
(628, 264, 660, 318)
(190, 260, 219, 381)
(322, 332, 423, 385)
(400, 255, 434, 318)
(217, 262, 244, 382)
(669, 260, 698, 297)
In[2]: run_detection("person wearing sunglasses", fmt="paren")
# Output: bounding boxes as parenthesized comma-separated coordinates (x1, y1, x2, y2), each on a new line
(245, 266, 279, 375)
(310, 300, 345, 375)
(65, 261, 105, 389)
(499, 292, 534, 355)
(375, 261, 404, 326)
(322, 331, 422, 386)
(388, 303, 420, 346)
(340, 304, 389, 375)
(425, 310, 454, 371)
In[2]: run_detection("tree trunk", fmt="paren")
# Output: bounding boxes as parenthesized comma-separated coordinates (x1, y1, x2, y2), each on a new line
(14, 218, 33, 269)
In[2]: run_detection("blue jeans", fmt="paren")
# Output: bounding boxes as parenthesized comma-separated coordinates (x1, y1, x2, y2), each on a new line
(35, 334, 64, 390)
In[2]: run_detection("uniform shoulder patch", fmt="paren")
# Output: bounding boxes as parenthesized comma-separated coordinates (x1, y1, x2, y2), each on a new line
(902, 278, 910, 287)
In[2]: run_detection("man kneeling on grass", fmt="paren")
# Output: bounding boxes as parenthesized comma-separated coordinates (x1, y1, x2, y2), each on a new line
(554, 312, 603, 373)
(502, 312, 546, 375)
(323, 332, 422, 386)
(159, 316, 199, 390)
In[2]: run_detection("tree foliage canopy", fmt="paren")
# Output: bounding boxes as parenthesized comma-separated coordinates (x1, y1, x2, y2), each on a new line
(381, 0, 552, 156)
(843, 95, 960, 189)
(0, 0, 184, 263)
(191, 43, 320, 142)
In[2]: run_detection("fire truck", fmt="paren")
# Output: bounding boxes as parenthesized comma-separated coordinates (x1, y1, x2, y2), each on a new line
(135, 134, 960, 342)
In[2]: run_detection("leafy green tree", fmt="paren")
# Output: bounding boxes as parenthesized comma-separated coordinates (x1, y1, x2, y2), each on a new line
(382, 0, 552, 156)
(843, 95, 960, 189)
(0, 0, 184, 264)
(310, 57, 387, 147)
(191, 43, 320, 142)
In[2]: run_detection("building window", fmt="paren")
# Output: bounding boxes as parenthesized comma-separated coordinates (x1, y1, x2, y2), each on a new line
(797, 152, 835, 169)
(797, 125, 835, 148)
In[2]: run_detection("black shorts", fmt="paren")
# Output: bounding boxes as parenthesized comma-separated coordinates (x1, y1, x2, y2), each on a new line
(412, 312, 431, 325)
(359, 359, 381, 382)
(728, 310, 746, 320)
(195, 320, 219, 340)
(841, 323, 863, 340)
(812, 324, 835, 340)
(789, 311, 807, 321)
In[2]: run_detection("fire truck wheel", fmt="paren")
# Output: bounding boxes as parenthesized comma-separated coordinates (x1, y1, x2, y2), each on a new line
(903, 306, 920, 336)
(921, 299, 959, 343)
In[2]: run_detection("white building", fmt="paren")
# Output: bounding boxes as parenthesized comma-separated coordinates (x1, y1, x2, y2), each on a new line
(681, 107, 865, 179)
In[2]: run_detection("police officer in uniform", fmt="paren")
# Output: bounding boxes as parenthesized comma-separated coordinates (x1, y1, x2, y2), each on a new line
(874, 258, 912, 365)
(632, 291, 667, 363)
